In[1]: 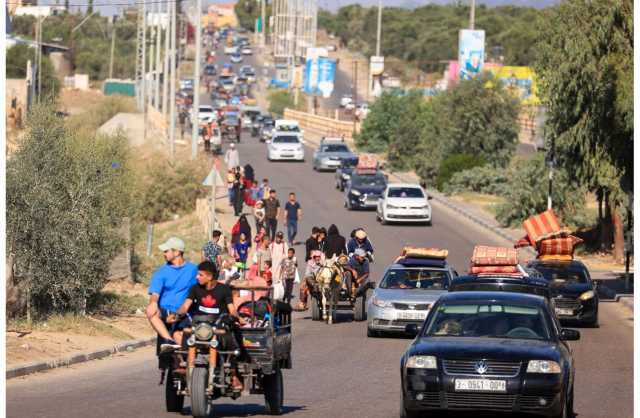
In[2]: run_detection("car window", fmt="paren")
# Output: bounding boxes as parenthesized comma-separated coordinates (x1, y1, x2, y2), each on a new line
(424, 302, 550, 340)
(273, 136, 300, 144)
(322, 144, 349, 153)
(533, 265, 589, 284)
(351, 174, 386, 187)
(388, 187, 424, 198)
(379, 268, 450, 290)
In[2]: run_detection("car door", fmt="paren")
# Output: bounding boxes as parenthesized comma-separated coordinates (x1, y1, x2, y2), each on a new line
(377, 187, 389, 214)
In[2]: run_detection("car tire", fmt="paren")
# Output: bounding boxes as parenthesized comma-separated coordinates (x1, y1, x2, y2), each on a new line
(190, 367, 211, 418)
(311, 298, 322, 321)
(380, 214, 387, 225)
(165, 369, 184, 413)
(553, 386, 572, 418)
(367, 327, 379, 338)
(262, 368, 284, 415)
(425, 220, 432, 226)
(346, 199, 353, 211)
(585, 311, 599, 328)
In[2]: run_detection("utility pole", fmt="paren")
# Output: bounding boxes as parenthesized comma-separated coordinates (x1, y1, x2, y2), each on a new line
(353, 60, 358, 104)
(547, 131, 555, 210)
(142, 0, 148, 141)
(191, 0, 202, 160)
(169, 0, 177, 160)
(149, 31, 155, 108)
(135, 1, 147, 111)
(109, 25, 116, 79)
(469, 0, 476, 30)
(162, 0, 170, 116)
(37, 16, 43, 102)
(154, 0, 162, 108)
(261, 0, 266, 50)
(375, 0, 382, 56)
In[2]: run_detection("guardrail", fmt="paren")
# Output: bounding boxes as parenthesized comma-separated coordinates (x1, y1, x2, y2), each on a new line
(283, 108, 356, 143)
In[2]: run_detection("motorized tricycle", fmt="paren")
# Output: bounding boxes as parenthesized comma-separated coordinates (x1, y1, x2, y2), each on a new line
(159, 285, 292, 418)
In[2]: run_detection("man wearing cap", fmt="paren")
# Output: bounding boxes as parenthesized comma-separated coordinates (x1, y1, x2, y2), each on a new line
(294, 250, 324, 311)
(347, 228, 375, 261)
(146, 237, 199, 350)
(344, 248, 370, 299)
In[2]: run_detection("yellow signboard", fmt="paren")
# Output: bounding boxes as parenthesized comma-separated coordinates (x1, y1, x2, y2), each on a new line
(489, 66, 539, 106)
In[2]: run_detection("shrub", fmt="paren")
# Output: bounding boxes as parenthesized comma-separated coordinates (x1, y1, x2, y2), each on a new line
(443, 165, 511, 196)
(268, 89, 295, 117)
(436, 154, 486, 191)
(495, 155, 586, 228)
(7, 104, 135, 317)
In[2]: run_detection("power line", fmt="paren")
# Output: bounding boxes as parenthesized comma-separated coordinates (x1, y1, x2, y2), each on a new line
(7, 0, 184, 6)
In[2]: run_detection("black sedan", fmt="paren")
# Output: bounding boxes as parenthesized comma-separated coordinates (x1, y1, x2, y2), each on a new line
(343, 170, 387, 210)
(401, 291, 578, 418)
(335, 158, 358, 191)
(528, 259, 599, 327)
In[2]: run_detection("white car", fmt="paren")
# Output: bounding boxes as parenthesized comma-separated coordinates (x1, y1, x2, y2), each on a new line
(376, 183, 432, 225)
(230, 53, 243, 63)
(224, 46, 238, 55)
(196, 105, 216, 124)
(267, 134, 305, 161)
(340, 95, 353, 108)
(241, 47, 253, 55)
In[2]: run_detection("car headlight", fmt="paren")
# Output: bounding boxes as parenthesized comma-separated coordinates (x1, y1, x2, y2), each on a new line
(406, 355, 437, 369)
(194, 323, 214, 341)
(526, 360, 561, 374)
(371, 296, 393, 308)
(351, 190, 362, 196)
(421, 205, 431, 210)
(579, 290, 595, 301)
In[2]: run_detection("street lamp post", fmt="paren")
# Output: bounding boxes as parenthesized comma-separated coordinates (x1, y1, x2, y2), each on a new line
(375, 0, 382, 56)
(469, 0, 476, 30)
(547, 130, 555, 210)
(191, 0, 202, 160)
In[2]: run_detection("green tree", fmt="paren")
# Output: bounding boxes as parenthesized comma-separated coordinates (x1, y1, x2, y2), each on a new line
(235, 0, 271, 32)
(6, 44, 61, 100)
(535, 0, 633, 261)
(434, 74, 520, 168)
(355, 92, 405, 153)
(87, 0, 94, 15)
(495, 155, 586, 229)
(267, 89, 295, 117)
(386, 92, 432, 171)
(7, 105, 135, 317)
(436, 154, 486, 191)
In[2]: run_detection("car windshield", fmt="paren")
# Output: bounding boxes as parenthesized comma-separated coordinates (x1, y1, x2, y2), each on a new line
(379, 268, 450, 290)
(322, 144, 349, 153)
(425, 302, 550, 340)
(352, 174, 386, 187)
(273, 136, 300, 144)
(199, 107, 213, 113)
(277, 125, 300, 132)
(221, 79, 233, 85)
(532, 265, 589, 284)
(388, 187, 424, 198)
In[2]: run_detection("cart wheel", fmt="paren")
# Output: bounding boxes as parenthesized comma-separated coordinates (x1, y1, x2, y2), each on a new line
(354, 295, 366, 322)
(263, 368, 284, 415)
(165, 369, 184, 413)
(190, 368, 211, 418)
(311, 298, 321, 321)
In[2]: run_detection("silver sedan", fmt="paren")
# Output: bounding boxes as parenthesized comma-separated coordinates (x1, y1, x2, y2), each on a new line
(366, 262, 455, 337)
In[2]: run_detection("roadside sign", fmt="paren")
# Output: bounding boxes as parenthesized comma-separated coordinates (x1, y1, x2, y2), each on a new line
(303, 57, 336, 98)
(202, 168, 224, 187)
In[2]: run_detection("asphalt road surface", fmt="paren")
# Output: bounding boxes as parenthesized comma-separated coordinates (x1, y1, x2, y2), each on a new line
(6, 45, 633, 418)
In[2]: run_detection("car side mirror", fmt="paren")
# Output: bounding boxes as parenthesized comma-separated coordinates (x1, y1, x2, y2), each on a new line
(560, 328, 580, 341)
(405, 323, 419, 337)
(265, 140, 271, 144)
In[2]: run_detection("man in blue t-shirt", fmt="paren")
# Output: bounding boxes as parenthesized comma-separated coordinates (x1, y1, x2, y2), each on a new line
(284, 192, 302, 246)
(146, 237, 198, 349)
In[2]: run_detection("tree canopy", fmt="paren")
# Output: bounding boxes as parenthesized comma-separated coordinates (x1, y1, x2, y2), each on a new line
(7, 43, 61, 100)
(319, 4, 543, 71)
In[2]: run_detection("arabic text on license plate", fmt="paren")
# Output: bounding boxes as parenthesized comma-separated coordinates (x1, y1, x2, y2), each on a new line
(555, 308, 574, 316)
(454, 379, 506, 392)
(398, 311, 427, 321)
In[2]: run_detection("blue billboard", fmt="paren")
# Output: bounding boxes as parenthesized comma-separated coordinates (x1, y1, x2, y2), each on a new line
(303, 57, 336, 98)
(458, 30, 485, 81)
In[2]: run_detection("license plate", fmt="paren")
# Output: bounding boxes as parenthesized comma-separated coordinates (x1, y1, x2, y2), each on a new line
(397, 311, 427, 321)
(555, 308, 574, 316)
(455, 379, 506, 392)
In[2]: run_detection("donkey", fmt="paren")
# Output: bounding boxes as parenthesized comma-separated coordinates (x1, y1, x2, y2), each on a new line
(313, 255, 349, 324)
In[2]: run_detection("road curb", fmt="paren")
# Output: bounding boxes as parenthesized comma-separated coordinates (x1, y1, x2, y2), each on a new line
(6, 337, 156, 380)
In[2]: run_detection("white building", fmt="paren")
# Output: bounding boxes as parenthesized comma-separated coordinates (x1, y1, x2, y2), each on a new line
(14, 5, 65, 18)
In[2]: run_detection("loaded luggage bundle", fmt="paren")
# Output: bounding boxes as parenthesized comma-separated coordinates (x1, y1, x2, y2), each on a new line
(395, 247, 449, 268)
(470, 245, 522, 277)
(355, 154, 379, 175)
(514, 209, 583, 261)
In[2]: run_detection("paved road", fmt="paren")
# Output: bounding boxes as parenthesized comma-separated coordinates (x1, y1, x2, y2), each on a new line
(6, 43, 634, 418)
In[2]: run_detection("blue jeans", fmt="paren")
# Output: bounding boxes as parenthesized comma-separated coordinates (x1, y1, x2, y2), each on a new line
(228, 187, 235, 206)
(287, 219, 298, 244)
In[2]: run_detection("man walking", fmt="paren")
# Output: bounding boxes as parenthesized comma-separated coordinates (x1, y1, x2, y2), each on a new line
(263, 189, 281, 241)
(202, 230, 223, 271)
(284, 192, 302, 246)
(305, 226, 320, 261)
(145, 237, 198, 350)
(224, 143, 240, 169)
